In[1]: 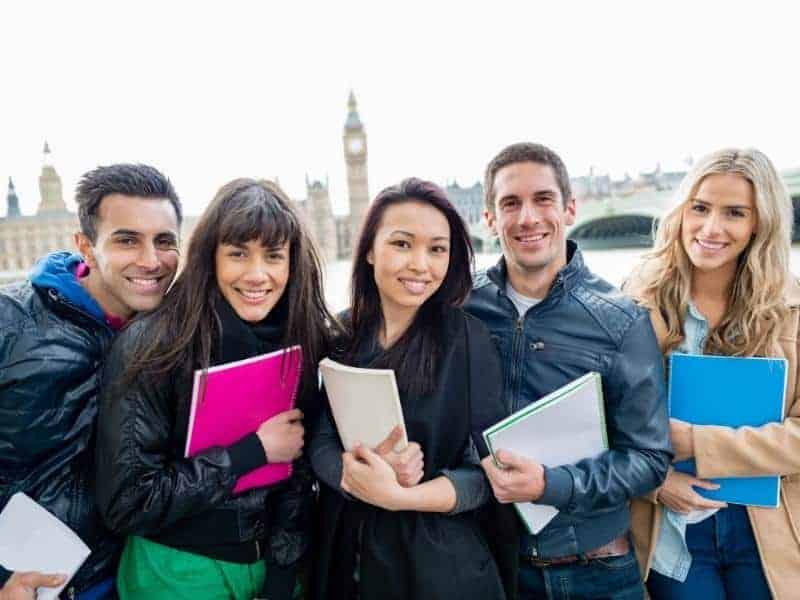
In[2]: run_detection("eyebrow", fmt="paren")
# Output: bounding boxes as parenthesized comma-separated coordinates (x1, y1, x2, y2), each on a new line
(111, 229, 178, 238)
(390, 230, 450, 241)
(691, 198, 753, 210)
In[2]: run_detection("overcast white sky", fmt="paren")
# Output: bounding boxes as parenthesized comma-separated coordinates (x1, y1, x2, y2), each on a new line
(1, 0, 798, 217)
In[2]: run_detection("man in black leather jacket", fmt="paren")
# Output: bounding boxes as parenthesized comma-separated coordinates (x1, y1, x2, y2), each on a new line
(0, 164, 181, 600)
(465, 143, 672, 600)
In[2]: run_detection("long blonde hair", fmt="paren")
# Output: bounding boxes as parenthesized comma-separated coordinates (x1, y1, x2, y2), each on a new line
(627, 148, 793, 356)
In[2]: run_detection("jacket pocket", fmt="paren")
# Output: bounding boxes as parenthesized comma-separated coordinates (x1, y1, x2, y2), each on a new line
(529, 340, 606, 371)
(783, 476, 800, 546)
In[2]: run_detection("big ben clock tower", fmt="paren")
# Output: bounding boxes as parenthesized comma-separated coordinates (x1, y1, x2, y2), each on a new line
(343, 91, 370, 238)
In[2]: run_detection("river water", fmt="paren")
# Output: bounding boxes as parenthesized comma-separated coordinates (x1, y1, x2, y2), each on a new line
(323, 247, 800, 311)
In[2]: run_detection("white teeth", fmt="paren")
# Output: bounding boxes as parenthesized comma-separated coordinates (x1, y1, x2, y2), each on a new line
(401, 279, 427, 294)
(696, 239, 726, 250)
(518, 233, 545, 242)
(130, 278, 159, 286)
(239, 290, 268, 300)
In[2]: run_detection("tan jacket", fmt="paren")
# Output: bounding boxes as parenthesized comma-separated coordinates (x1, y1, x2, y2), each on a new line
(630, 281, 800, 599)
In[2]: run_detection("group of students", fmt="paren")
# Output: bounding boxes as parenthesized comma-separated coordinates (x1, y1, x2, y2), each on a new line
(0, 142, 798, 600)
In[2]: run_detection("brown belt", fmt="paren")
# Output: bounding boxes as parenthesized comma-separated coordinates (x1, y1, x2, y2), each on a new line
(521, 535, 630, 568)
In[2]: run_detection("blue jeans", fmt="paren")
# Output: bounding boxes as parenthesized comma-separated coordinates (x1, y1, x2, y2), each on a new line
(518, 551, 644, 600)
(647, 505, 771, 600)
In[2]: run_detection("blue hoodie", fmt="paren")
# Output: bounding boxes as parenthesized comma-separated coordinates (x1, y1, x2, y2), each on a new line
(30, 251, 108, 327)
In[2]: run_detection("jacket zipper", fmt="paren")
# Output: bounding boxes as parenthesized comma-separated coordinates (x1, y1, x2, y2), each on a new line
(67, 586, 75, 599)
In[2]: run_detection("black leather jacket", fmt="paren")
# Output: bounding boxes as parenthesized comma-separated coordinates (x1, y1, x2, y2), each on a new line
(0, 279, 119, 596)
(465, 242, 672, 558)
(94, 316, 313, 569)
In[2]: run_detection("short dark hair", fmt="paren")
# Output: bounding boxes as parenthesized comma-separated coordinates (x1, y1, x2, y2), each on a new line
(348, 177, 474, 396)
(75, 164, 182, 242)
(484, 142, 572, 211)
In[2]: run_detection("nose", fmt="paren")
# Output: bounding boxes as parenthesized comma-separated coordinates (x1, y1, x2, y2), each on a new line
(518, 200, 540, 226)
(407, 247, 429, 273)
(243, 257, 270, 284)
(700, 211, 723, 237)
(136, 242, 161, 271)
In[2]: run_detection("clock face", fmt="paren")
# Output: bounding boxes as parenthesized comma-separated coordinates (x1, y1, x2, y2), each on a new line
(348, 137, 364, 154)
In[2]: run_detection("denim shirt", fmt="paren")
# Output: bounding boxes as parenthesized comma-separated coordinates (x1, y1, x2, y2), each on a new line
(651, 302, 718, 581)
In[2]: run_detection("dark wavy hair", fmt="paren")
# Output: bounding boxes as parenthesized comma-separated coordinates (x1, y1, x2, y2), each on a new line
(121, 178, 338, 406)
(347, 177, 474, 396)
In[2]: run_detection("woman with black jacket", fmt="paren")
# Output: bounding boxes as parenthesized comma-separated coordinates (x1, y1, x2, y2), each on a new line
(309, 178, 508, 600)
(95, 179, 337, 600)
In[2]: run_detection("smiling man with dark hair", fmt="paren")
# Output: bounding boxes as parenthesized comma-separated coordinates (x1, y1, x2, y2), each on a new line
(0, 164, 181, 600)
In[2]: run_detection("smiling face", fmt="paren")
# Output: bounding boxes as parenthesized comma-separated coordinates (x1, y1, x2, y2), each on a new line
(486, 161, 576, 296)
(681, 173, 757, 280)
(76, 193, 180, 319)
(367, 200, 450, 321)
(215, 239, 291, 322)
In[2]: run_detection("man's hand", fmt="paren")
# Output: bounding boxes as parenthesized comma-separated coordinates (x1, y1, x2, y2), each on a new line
(374, 426, 424, 488)
(658, 469, 727, 514)
(0, 572, 66, 600)
(341, 444, 408, 511)
(481, 450, 546, 503)
(669, 418, 694, 462)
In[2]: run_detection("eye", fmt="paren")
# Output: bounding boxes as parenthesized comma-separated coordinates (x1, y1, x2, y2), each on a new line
(157, 238, 178, 249)
(691, 203, 707, 214)
(500, 198, 519, 211)
(431, 245, 450, 254)
(117, 237, 136, 246)
(267, 251, 287, 262)
(390, 239, 411, 249)
(728, 208, 747, 218)
(227, 249, 246, 258)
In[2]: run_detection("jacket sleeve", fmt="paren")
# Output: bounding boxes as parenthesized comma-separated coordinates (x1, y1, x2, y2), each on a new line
(267, 455, 314, 567)
(0, 565, 11, 588)
(95, 324, 265, 536)
(308, 405, 346, 494)
(538, 310, 673, 513)
(693, 384, 800, 478)
(438, 437, 492, 514)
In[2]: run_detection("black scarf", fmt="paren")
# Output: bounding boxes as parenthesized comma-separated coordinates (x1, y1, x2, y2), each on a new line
(215, 295, 288, 366)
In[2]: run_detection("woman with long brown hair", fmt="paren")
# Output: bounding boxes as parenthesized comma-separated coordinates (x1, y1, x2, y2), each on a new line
(95, 179, 337, 599)
(626, 148, 800, 599)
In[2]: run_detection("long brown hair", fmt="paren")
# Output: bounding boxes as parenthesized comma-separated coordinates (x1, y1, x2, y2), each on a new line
(122, 178, 338, 403)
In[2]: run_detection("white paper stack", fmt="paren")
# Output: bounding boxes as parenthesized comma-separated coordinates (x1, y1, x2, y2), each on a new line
(0, 492, 91, 600)
(319, 357, 408, 452)
(483, 372, 608, 534)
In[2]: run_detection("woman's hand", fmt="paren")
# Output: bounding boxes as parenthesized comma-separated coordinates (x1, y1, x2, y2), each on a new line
(658, 469, 727, 514)
(341, 444, 409, 511)
(670, 418, 694, 461)
(256, 408, 304, 463)
(373, 426, 424, 488)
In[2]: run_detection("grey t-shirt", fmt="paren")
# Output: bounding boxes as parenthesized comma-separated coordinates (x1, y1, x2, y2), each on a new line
(505, 281, 542, 317)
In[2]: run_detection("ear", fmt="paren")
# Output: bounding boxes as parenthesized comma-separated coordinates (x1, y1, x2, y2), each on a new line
(564, 197, 577, 227)
(366, 248, 374, 265)
(73, 232, 98, 268)
(484, 210, 498, 236)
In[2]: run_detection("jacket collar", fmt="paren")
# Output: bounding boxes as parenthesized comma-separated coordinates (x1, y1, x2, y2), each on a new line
(486, 240, 586, 299)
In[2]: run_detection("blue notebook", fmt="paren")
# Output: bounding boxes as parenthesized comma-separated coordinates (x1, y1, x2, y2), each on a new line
(668, 353, 786, 508)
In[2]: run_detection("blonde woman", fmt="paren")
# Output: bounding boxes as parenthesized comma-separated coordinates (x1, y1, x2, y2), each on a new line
(626, 148, 800, 599)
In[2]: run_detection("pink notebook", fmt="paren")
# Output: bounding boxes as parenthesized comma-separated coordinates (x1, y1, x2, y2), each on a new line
(184, 345, 303, 494)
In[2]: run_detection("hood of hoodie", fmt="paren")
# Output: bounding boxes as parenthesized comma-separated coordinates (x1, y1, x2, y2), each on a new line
(30, 251, 107, 326)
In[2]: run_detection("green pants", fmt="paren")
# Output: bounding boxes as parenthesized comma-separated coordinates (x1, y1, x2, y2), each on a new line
(117, 536, 267, 600)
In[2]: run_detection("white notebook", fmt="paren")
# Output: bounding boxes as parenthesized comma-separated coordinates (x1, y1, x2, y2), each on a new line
(483, 372, 608, 535)
(0, 492, 91, 600)
(319, 357, 408, 452)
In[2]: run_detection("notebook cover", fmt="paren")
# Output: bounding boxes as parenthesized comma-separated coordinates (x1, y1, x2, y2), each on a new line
(669, 353, 785, 507)
(185, 345, 302, 494)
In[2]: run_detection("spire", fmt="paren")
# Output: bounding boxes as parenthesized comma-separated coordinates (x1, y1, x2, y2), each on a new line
(43, 140, 53, 166)
(345, 90, 362, 131)
(38, 141, 67, 214)
(6, 176, 21, 218)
